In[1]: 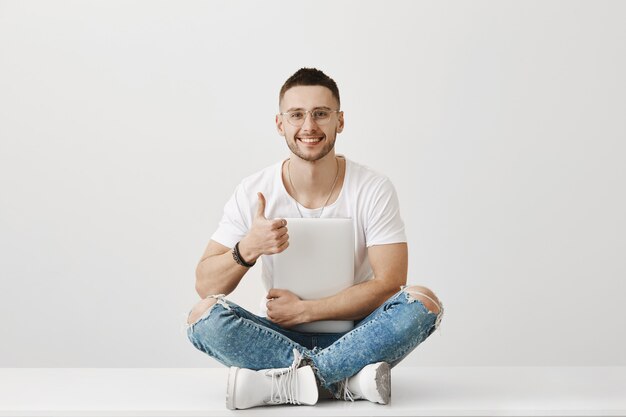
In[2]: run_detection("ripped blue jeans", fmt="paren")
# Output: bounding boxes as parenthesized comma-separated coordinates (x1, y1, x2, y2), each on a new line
(186, 286, 443, 398)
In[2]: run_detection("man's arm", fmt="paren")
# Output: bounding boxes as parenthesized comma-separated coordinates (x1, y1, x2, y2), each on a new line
(266, 242, 407, 327)
(194, 240, 250, 298)
(195, 192, 289, 298)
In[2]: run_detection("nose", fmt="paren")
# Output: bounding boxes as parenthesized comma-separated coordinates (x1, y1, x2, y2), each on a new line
(300, 111, 319, 131)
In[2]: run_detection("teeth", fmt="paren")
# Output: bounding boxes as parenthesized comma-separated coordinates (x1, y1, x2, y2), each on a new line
(299, 138, 322, 143)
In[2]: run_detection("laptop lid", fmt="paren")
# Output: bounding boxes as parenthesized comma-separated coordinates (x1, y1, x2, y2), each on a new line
(272, 218, 355, 333)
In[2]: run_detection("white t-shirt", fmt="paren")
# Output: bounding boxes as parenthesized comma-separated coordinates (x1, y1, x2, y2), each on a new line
(210, 155, 407, 313)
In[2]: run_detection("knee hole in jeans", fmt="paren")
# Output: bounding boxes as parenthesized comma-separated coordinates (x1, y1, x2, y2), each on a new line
(187, 297, 218, 326)
(404, 285, 442, 315)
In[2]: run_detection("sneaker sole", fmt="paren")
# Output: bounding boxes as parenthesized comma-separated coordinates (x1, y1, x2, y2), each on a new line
(374, 362, 391, 404)
(226, 367, 239, 410)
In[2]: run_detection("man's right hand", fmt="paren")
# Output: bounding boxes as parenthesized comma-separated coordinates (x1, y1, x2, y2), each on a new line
(238, 192, 289, 263)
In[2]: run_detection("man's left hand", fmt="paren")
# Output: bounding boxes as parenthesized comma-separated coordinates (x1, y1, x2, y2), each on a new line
(266, 289, 308, 328)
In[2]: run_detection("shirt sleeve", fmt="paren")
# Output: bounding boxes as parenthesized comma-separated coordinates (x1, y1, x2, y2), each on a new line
(365, 177, 407, 247)
(210, 183, 252, 249)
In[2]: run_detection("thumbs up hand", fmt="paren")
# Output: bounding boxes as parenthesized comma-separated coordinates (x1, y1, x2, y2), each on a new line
(237, 193, 289, 264)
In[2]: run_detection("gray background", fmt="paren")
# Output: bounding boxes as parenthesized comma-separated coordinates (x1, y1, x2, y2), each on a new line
(1, 0, 624, 367)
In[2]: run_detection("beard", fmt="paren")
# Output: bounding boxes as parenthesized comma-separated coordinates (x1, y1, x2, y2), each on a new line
(286, 134, 336, 162)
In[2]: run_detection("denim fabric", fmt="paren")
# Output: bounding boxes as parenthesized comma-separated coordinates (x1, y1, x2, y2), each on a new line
(186, 287, 442, 396)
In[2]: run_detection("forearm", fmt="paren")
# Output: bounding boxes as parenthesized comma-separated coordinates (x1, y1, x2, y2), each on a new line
(303, 278, 403, 322)
(195, 240, 259, 298)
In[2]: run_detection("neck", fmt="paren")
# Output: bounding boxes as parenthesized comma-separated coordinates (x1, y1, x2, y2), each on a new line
(284, 152, 345, 212)
(288, 152, 339, 197)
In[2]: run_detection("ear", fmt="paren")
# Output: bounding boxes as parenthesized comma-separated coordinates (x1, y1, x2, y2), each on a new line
(276, 114, 285, 136)
(336, 111, 345, 133)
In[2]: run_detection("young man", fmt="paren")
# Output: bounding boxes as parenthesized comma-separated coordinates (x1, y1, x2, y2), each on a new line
(186, 68, 444, 410)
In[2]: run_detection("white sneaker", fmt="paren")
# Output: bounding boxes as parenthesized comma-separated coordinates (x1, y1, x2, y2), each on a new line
(226, 349, 318, 410)
(344, 362, 391, 404)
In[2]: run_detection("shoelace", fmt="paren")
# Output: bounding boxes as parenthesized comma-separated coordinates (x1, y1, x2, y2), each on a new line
(340, 378, 356, 401)
(266, 349, 303, 405)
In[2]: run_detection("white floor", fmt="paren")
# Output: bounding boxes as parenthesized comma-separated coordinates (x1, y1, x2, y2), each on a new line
(1, 367, 625, 417)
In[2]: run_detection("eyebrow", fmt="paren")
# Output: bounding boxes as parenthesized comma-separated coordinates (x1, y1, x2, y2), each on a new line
(284, 106, 333, 112)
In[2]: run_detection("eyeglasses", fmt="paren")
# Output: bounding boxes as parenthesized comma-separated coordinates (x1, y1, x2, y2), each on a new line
(279, 109, 340, 127)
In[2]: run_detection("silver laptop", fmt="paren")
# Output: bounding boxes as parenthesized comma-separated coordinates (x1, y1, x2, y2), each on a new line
(272, 218, 355, 333)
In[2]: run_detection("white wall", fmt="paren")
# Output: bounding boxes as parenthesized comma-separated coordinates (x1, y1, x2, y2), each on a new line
(1, 0, 624, 367)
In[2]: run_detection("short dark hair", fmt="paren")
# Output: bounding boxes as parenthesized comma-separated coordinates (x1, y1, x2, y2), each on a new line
(279, 68, 340, 108)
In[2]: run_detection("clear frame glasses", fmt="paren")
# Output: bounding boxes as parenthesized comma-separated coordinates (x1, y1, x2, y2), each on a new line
(279, 108, 340, 127)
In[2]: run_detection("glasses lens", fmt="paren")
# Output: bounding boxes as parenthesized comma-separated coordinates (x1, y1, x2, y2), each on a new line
(287, 111, 305, 126)
(312, 110, 332, 125)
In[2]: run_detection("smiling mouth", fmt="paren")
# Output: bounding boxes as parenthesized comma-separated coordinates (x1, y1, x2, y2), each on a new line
(297, 137, 324, 144)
